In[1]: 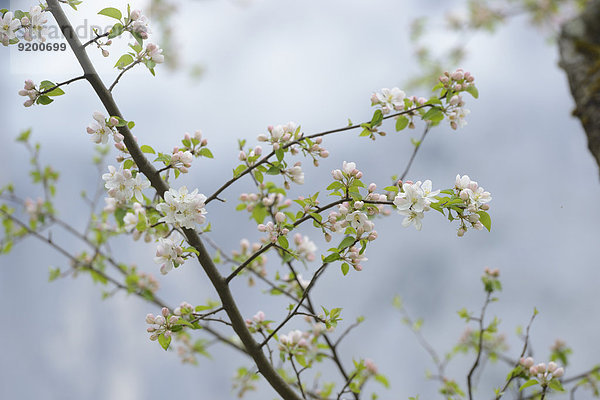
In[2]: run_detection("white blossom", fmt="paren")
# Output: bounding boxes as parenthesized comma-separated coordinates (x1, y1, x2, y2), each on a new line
(0, 12, 21, 46)
(287, 165, 304, 184)
(146, 43, 164, 64)
(373, 87, 406, 114)
(157, 186, 207, 229)
(153, 236, 184, 275)
(86, 112, 112, 144)
(294, 234, 317, 261)
(398, 209, 424, 230)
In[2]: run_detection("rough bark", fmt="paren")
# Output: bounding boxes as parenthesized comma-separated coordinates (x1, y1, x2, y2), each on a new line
(558, 0, 600, 174)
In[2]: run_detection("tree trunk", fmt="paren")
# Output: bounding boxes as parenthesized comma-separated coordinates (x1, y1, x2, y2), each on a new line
(558, 0, 600, 175)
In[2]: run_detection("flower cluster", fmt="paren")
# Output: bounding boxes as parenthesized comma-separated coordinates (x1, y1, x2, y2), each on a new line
(331, 161, 365, 185)
(123, 202, 154, 242)
(170, 149, 193, 173)
(245, 310, 271, 333)
(20, 6, 47, 42)
(257, 211, 289, 243)
(87, 112, 123, 144)
(129, 9, 150, 39)
(18, 80, 39, 107)
(174, 301, 194, 317)
(238, 145, 263, 166)
(102, 165, 150, 203)
(280, 273, 311, 297)
(135, 271, 160, 294)
(454, 174, 491, 235)
(239, 192, 291, 213)
(371, 87, 406, 114)
(393, 180, 440, 231)
(24, 197, 44, 221)
(439, 69, 476, 129)
(154, 236, 185, 275)
(145, 307, 178, 341)
(293, 234, 317, 262)
(157, 186, 208, 229)
(258, 122, 300, 150)
(145, 42, 164, 64)
(520, 357, 564, 381)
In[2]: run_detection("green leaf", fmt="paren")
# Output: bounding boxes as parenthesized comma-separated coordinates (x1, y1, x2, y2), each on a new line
(39, 80, 55, 91)
(295, 354, 307, 368)
(16, 129, 31, 142)
(275, 149, 284, 162)
(36, 96, 53, 105)
(370, 109, 383, 126)
(131, 31, 144, 46)
(48, 267, 61, 282)
(108, 22, 124, 39)
(158, 333, 171, 350)
(519, 379, 539, 392)
(422, 107, 444, 122)
(115, 54, 134, 69)
(140, 145, 155, 154)
(123, 159, 134, 170)
(341, 262, 349, 276)
(98, 7, 122, 20)
(199, 148, 213, 158)
(277, 235, 289, 249)
(465, 85, 479, 99)
(375, 374, 390, 388)
(395, 116, 409, 131)
(233, 164, 247, 178)
(477, 210, 491, 232)
(338, 236, 355, 250)
(127, 121, 135, 129)
(254, 170, 264, 183)
(46, 87, 65, 97)
(323, 253, 341, 263)
(548, 379, 565, 392)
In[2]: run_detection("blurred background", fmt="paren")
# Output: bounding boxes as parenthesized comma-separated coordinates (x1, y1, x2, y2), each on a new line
(1, 0, 599, 399)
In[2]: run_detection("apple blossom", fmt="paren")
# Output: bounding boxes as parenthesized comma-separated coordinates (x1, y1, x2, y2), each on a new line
(157, 186, 208, 229)
(153, 236, 185, 275)
(294, 234, 317, 261)
(86, 112, 118, 144)
(146, 43, 164, 64)
(0, 12, 20, 46)
(372, 87, 406, 114)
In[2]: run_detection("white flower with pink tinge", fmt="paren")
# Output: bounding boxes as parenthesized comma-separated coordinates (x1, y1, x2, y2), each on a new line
(87, 112, 112, 144)
(154, 236, 184, 275)
(146, 43, 164, 64)
(157, 186, 207, 229)
(372, 87, 406, 114)
(0, 12, 21, 46)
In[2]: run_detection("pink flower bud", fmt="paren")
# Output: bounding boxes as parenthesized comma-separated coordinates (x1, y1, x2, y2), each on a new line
(275, 212, 285, 224)
(194, 130, 202, 140)
(320, 149, 329, 158)
(149, 333, 158, 341)
(102, 49, 109, 57)
(520, 357, 534, 368)
(109, 117, 119, 126)
(24, 80, 35, 90)
(457, 228, 465, 237)
(254, 146, 262, 155)
(169, 316, 179, 324)
(130, 9, 142, 21)
(536, 363, 546, 373)
(24, 99, 34, 107)
(154, 315, 166, 325)
(145, 314, 155, 324)
(529, 366, 538, 375)
(547, 362, 558, 373)
(161, 307, 169, 317)
(355, 171, 363, 179)
(238, 151, 246, 161)
(553, 367, 564, 378)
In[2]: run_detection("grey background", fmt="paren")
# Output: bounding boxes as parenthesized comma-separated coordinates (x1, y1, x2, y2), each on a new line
(1, 0, 599, 399)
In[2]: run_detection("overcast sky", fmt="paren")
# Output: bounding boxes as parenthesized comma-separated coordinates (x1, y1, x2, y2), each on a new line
(1, 0, 600, 399)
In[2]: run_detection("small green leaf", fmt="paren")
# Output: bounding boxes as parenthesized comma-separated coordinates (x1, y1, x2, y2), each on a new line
(46, 87, 65, 97)
(395, 116, 409, 131)
(98, 7, 122, 20)
(548, 379, 565, 392)
(199, 148, 213, 158)
(465, 85, 479, 99)
(277, 235, 289, 249)
(422, 107, 444, 122)
(48, 267, 61, 282)
(370, 109, 383, 126)
(140, 145, 155, 154)
(519, 379, 539, 392)
(108, 22, 124, 39)
(16, 129, 31, 142)
(323, 253, 341, 263)
(158, 333, 171, 350)
(123, 159, 134, 170)
(341, 262, 349, 276)
(477, 210, 491, 232)
(36, 96, 53, 105)
(115, 54, 134, 69)
(338, 236, 355, 250)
